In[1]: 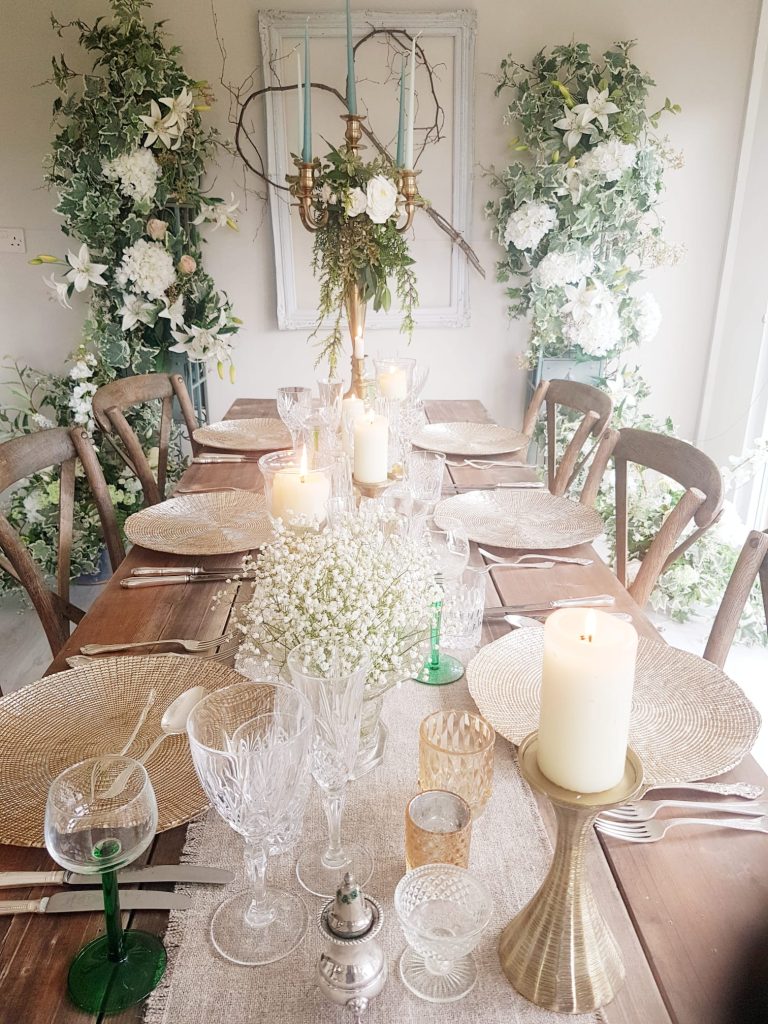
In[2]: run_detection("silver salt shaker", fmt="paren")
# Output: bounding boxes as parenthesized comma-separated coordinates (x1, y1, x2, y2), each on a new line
(316, 872, 387, 1022)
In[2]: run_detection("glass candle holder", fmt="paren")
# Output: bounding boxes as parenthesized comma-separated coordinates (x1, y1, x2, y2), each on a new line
(440, 570, 487, 650)
(404, 790, 472, 871)
(374, 356, 415, 401)
(419, 710, 495, 817)
(258, 449, 333, 527)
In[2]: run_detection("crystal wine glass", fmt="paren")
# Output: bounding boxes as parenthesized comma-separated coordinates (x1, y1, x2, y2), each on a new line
(288, 642, 372, 898)
(187, 681, 314, 965)
(277, 386, 312, 450)
(406, 450, 447, 512)
(44, 756, 164, 1014)
(414, 519, 470, 685)
(395, 864, 492, 1002)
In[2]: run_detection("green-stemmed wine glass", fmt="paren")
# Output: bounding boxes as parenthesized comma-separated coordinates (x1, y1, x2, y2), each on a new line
(44, 756, 165, 1014)
(414, 520, 470, 685)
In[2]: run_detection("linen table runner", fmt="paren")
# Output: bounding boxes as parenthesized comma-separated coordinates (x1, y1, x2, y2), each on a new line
(146, 673, 603, 1024)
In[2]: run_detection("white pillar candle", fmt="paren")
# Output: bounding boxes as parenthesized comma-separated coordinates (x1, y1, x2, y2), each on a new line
(353, 410, 389, 483)
(377, 364, 408, 400)
(271, 450, 330, 524)
(537, 608, 638, 794)
(353, 331, 365, 359)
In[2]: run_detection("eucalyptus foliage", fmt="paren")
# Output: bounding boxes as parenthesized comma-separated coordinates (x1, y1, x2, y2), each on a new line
(289, 147, 418, 371)
(487, 40, 682, 363)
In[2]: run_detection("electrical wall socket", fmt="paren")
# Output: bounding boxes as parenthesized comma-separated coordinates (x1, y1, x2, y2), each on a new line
(0, 228, 26, 253)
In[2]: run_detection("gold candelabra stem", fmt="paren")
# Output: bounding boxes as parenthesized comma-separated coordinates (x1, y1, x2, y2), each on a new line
(296, 162, 329, 232)
(498, 733, 644, 1013)
(341, 113, 366, 154)
(396, 168, 419, 234)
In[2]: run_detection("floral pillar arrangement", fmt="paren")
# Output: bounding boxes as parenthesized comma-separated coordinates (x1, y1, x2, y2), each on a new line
(0, 0, 240, 589)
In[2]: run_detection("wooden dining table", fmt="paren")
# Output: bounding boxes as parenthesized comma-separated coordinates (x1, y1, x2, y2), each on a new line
(0, 397, 766, 1024)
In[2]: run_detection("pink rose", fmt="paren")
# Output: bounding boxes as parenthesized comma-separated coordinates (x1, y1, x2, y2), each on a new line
(178, 255, 197, 275)
(146, 218, 167, 241)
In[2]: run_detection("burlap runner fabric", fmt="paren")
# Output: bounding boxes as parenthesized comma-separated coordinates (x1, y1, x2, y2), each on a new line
(145, 674, 602, 1024)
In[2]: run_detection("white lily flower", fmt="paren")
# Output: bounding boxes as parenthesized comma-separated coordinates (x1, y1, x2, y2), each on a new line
(159, 87, 193, 129)
(170, 324, 232, 363)
(158, 294, 186, 331)
(554, 105, 590, 150)
(64, 244, 108, 292)
(139, 100, 181, 149)
(192, 193, 240, 231)
(574, 86, 619, 132)
(119, 292, 157, 331)
(44, 274, 72, 308)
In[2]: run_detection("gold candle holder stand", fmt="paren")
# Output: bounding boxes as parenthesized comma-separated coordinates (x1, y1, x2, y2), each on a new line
(498, 732, 644, 1014)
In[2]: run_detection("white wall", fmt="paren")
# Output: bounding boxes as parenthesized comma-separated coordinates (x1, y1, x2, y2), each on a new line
(0, 0, 760, 436)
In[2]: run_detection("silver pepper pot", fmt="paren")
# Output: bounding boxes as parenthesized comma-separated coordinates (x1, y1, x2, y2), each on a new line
(316, 872, 387, 1022)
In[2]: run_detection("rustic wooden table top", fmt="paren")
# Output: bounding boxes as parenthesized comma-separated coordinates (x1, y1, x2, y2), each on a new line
(0, 397, 765, 1024)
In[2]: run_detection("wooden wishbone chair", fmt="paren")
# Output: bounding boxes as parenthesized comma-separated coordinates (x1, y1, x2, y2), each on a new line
(92, 373, 199, 506)
(522, 378, 613, 496)
(581, 427, 724, 609)
(0, 427, 124, 659)
(703, 529, 768, 668)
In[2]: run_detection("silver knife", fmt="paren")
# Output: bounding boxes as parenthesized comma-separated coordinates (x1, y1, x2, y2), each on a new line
(193, 455, 261, 463)
(121, 573, 253, 588)
(485, 594, 615, 617)
(131, 566, 243, 577)
(0, 865, 234, 889)
(0, 890, 191, 915)
(447, 482, 544, 491)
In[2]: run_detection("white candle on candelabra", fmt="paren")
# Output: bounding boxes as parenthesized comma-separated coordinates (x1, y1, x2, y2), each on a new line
(353, 410, 389, 483)
(377, 363, 408, 400)
(353, 331, 364, 359)
(536, 608, 638, 794)
(271, 448, 330, 524)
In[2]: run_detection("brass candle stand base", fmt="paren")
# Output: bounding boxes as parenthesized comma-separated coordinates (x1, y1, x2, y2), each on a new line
(353, 477, 392, 500)
(499, 732, 644, 1014)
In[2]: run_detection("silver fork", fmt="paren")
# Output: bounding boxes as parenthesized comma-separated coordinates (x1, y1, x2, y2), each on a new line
(595, 814, 768, 843)
(67, 639, 240, 668)
(602, 799, 768, 822)
(479, 546, 592, 567)
(470, 560, 556, 573)
(80, 631, 233, 656)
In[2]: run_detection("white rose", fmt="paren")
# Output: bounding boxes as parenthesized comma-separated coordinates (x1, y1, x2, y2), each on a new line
(346, 187, 368, 218)
(365, 174, 398, 224)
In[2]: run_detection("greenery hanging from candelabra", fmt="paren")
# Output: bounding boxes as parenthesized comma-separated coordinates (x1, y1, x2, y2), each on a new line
(289, 146, 418, 371)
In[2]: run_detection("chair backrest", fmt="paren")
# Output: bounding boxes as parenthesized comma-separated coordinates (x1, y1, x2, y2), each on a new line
(522, 378, 613, 496)
(0, 427, 124, 656)
(581, 426, 724, 608)
(703, 529, 768, 668)
(92, 373, 198, 505)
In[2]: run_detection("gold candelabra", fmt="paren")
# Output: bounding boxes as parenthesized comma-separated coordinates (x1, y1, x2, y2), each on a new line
(294, 113, 421, 397)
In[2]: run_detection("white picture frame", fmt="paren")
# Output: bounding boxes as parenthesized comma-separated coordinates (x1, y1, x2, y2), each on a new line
(258, 9, 476, 330)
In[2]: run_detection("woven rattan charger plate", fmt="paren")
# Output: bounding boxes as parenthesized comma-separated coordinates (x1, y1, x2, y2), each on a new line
(125, 490, 272, 555)
(411, 421, 529, 456)
(193, 417, 291, 452)
(466, 629, 761, 786)
(0, 656, 247, 847)
(435, 489, 604, 549)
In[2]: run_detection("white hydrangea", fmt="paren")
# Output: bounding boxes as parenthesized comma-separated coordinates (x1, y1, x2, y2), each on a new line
(233, 506, 438, 695)
(633, 292, 662, 344)
(503, 201, 557, 250)
(117, 239, 176, 300)
(533, 248, 594, 289)
(578, 138, 637, 182)
(102, 148, 160, 204)
(69, 379, 98, 433)
(561, 280, 622, 356)
(68, 352, 96, 381)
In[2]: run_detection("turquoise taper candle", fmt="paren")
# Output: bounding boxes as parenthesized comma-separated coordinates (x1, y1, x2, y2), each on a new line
(345, 0, 357, 115)
(302, 21, 312, 163)
(296, 49, 303, 158)
(396, 53, 406, 167)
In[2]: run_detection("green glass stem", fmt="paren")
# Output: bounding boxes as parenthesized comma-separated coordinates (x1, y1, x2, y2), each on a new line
(101, 869, 125, 963)
(429, 597, 444, 670)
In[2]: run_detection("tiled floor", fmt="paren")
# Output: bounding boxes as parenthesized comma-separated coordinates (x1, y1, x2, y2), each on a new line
(1, 593, 766, 771)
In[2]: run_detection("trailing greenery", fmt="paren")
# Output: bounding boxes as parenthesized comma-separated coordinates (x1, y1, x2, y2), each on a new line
(487, 40, 682, 364)
(1, 0, 238, 592)
(289, 146, 418, 371)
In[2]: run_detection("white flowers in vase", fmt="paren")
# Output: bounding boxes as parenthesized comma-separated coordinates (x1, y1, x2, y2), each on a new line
(232, 507, 437, 698)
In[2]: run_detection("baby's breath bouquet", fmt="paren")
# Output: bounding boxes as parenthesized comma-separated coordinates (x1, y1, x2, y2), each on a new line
(233, 507, 436, 699)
